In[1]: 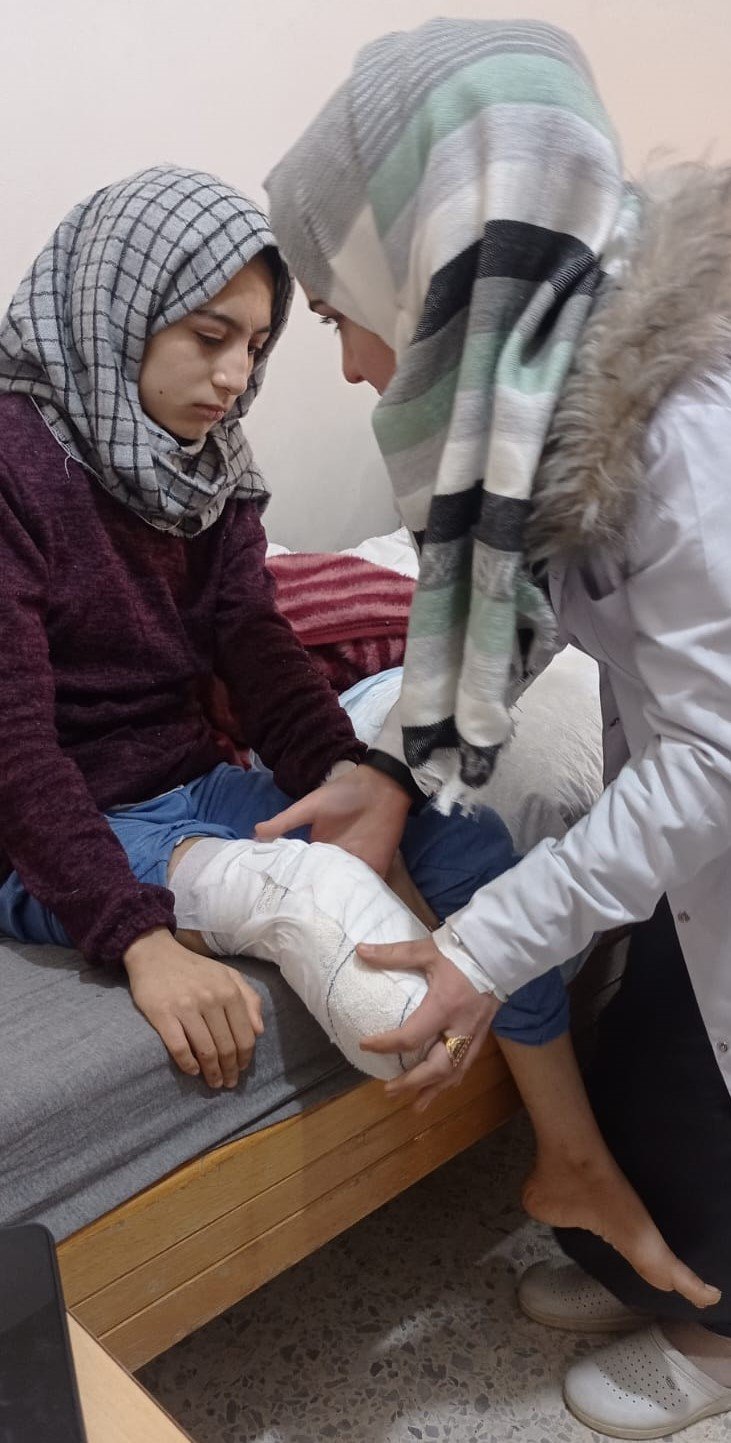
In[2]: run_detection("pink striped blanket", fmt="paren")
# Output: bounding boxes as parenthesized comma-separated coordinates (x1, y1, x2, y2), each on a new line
(204, 550, 415, 760)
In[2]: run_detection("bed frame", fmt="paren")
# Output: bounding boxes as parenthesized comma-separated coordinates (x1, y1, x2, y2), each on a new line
(58, 939, 624, 1372)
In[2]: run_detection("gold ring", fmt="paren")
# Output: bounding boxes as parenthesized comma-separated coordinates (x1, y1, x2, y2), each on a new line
(442, 1034, 473, 1068)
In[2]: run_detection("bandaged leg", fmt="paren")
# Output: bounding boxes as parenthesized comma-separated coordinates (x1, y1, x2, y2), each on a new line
(169, 836, 430, 1079)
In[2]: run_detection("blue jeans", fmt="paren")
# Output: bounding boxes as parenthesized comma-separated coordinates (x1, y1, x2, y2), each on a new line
(0, 762, 567, 1045)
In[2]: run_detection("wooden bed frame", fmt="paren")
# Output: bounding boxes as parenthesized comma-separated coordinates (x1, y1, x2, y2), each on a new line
(57, 940, 624, 1373)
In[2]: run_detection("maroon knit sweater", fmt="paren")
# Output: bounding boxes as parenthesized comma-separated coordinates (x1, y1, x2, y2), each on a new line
(0, 396, 365, 963)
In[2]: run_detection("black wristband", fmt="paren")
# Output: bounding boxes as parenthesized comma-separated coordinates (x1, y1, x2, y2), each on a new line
(362, 749, 427, 813)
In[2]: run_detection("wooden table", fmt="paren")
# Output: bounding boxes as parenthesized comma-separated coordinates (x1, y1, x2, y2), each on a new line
(68, 1315, 192, 1443)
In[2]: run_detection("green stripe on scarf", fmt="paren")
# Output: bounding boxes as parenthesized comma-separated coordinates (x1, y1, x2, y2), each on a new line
(467, 595, 518, 654)
(376, 329, 576, 459)
(405, 579, 472, 638)
(374, 367, 459, 454)
(369, 52, 616, 236)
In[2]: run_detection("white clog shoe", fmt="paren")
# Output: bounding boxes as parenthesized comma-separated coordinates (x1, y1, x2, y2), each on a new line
(564, 1323, 731, 1438)
(518, 1260, 648, 1333)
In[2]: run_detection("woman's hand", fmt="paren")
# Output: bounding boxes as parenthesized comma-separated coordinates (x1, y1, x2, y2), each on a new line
(254, 763, 412, 877)
(357, 937, 501, 1109)
(124, 929, 264, 1088)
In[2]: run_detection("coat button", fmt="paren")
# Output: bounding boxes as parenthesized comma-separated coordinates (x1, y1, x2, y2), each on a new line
(677, 911, 690, 923)
(718, 1041, 729, 1054)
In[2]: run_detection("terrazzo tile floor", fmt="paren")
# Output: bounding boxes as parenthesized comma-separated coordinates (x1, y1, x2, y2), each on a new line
(140, 1115, 730, 1443)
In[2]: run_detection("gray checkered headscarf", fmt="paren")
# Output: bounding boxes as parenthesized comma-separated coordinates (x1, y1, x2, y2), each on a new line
(0, 165, 292, 535)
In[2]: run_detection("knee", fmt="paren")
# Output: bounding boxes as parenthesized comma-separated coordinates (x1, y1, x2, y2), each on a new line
(449, 807, 520, 880)
(402, 805, 519, 918)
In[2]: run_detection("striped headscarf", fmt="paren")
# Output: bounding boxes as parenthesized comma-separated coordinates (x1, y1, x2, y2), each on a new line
(0, 165, 292, 536)
(266, 19, 626, 812)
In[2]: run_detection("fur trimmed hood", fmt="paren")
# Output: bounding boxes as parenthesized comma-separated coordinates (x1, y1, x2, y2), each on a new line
(528, 164, 731, 560)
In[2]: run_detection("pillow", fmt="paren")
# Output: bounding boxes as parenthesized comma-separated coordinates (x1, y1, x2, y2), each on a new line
(268, 526, 603, 851)
(340, 654, 603, 853)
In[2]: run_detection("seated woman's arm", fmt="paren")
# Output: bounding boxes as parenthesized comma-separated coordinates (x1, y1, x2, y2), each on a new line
(0, 473, 262, 1088)
(212, 500, 367, 796)
(0, 472, 175, 965)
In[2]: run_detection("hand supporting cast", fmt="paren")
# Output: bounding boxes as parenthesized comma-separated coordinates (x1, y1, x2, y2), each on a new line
(358, 936, 502, 1110)
(255, 763, 412, 877)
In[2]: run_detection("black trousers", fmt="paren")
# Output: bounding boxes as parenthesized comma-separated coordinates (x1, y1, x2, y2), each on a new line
(557, 896, 731, 1335)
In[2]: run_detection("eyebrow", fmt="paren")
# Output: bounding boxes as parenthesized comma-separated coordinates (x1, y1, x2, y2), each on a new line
(193, 307, 272, 338)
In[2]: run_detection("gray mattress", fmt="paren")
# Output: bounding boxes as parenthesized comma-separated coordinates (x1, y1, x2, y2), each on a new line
(0, 935, 359, 1241)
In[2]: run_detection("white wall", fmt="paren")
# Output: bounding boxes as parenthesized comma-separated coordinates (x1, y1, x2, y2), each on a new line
(2, 0, 729, 547)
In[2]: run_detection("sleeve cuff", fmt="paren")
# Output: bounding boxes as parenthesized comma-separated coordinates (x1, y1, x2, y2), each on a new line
(80, 888, 176, 967)
(432, 921, 510, 1001)
(324, 758, 358, 784)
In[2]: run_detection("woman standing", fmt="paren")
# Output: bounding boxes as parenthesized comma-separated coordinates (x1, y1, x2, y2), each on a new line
(264, 19, 731, 1436)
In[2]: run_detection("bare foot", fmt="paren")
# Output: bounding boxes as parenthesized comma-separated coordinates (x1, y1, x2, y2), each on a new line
(522, 1148, 721, 1311)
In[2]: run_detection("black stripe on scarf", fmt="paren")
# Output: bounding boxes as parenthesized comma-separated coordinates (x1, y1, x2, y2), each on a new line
(418, 487, 530, 552)
(403, 718, 502, 788)
(403, 717, 460, 766)
(421, 485, 482, 544)
(474, 492, 531, 552)
(413, 219, 599, 342)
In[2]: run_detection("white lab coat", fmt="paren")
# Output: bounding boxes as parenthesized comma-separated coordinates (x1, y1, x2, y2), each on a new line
(433, 366, 731, 1089)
